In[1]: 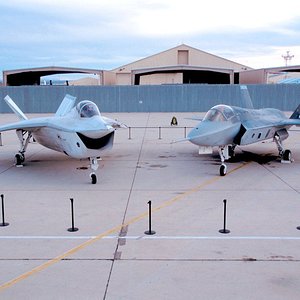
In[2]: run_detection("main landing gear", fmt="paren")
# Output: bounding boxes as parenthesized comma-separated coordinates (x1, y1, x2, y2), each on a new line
(15, 130, 32, 167)
(274, 134, 292, 163)
(89, 157, 100, 184)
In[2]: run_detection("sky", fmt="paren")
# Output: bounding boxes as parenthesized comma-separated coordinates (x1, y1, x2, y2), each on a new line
(1, 0, 300, 80)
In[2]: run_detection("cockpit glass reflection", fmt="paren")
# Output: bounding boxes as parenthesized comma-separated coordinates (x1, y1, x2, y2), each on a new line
(76, 101, 100, 118)
(203, 105, 235, 122)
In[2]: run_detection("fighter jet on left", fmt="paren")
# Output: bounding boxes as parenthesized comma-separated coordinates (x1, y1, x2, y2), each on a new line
(0, 94, 125, 184)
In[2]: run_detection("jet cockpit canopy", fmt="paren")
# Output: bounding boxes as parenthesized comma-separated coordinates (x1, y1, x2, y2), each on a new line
(203, 105, 235, 122)
(76, 101, 101, 118)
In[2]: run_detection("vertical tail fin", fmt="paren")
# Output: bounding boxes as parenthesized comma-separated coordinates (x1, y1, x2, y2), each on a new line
(290, 104, 300, 119)
(4, 95, 28, 120)
(240, 85, 254, 109)
(55, 94, 77, 117)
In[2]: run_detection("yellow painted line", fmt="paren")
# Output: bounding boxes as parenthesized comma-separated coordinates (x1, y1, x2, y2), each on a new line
(0, 162, 250, 291)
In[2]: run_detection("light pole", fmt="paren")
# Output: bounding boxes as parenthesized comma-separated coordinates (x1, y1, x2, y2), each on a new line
(282, 51, 294, 66)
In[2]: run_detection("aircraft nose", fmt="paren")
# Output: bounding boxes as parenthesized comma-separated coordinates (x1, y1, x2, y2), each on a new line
(188, 123, 209, 140)
(187, 121, 239, 146)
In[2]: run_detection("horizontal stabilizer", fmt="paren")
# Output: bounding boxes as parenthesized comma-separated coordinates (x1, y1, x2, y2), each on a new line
(4, 95, 28, 120)
(185, 116, 203, 121)
(55, 94, 77, 117)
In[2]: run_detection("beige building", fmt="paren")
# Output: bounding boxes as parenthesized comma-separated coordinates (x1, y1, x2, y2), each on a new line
(239, 66, 300, 84)
(10, 44, 300, 86)
(112, 44, 251, 85)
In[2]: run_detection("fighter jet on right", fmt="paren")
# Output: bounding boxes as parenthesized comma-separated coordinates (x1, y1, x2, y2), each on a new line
(186, 85, 300, 176)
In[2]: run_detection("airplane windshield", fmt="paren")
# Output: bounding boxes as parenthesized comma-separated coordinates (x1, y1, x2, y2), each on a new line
(203, 105, 235, 122)
(76, 101, 100, 118)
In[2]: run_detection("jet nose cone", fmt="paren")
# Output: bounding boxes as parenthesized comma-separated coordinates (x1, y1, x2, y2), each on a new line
(187, 127, 197, 140)
(187, 123, 208, 142)
(187, 121, 240, 146)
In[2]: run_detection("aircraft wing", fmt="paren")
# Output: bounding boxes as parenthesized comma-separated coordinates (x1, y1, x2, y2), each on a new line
(0, 118, 77, 133)
(279, 119, 300, 127)
(102, 116, 127, 128)
(0, 119, 50, 132)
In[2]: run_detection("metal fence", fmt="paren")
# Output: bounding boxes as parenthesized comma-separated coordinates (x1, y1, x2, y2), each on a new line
(0, 84, 300, 113)
(127, 126, 193, 140)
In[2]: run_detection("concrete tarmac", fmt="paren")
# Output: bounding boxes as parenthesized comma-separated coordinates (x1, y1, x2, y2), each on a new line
(0, 112, 300, 299)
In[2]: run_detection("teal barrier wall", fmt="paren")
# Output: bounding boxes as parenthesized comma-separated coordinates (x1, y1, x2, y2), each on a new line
(0, 84, 299, 113)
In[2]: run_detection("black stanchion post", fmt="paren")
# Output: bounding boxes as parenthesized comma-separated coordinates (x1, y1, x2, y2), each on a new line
(144, 201, 156, 235)
(158, 127, 162, 140)
(0, 194, 9, 227)
(219, 199, 230, 234)
(68, 198, 78, 232)
(128, 127, 132, 140)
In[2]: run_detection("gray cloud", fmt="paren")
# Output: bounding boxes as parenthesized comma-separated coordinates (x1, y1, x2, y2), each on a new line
(1, 0, 300, 76)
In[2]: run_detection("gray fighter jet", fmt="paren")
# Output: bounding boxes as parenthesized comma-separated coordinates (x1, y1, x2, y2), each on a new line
(186, 86, 300, 176)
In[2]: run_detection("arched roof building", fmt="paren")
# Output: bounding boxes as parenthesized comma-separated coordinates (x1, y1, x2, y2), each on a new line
(112, 44, 251, 85)
(2, 66, 115, 86)
(4, 44, 299, 86)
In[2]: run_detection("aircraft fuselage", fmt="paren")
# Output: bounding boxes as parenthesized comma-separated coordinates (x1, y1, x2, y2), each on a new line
(32, 116, 115, 158)
(188, 105, 289, 147)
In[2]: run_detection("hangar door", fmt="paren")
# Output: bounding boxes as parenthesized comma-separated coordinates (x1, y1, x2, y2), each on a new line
(182, 70, 230, 84)
(135, 69, 231, 85)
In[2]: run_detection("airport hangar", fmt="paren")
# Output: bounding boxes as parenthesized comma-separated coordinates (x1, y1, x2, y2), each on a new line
(0, 44, 278, 86)
(3, 44, 300, 87)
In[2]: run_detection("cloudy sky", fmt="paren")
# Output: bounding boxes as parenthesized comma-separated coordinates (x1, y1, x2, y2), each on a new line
(1, 0, 300, 79)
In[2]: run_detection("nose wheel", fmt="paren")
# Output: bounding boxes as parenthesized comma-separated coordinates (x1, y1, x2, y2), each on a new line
(89, 157, 100, 184)
(220, 164, 227, 176)
(90, 172, 97, 184)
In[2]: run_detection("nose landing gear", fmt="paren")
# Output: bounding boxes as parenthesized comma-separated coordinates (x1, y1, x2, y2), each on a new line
(89, 157, 100, 184)
(218, 145, 235, 176)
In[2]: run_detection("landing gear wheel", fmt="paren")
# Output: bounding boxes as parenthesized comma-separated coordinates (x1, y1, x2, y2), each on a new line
(220, 164, 227, 176)
(15, 153, 25, 166)
(90, 173, 97, 184)
(282, 149, 291, 161)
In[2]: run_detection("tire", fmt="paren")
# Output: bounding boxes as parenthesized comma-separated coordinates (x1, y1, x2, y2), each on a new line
(283, 150, 291, 161)
(91, 173, 97, 184)
(15, 153, 24, 165)
(220, 164, 227, 176)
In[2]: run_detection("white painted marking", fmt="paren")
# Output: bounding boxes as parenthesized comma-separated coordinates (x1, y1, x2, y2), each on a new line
(1, 235, 300, 241)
